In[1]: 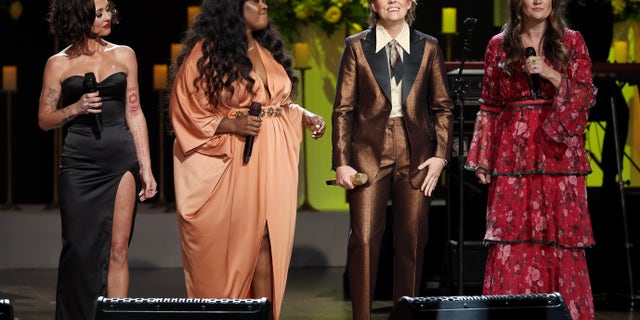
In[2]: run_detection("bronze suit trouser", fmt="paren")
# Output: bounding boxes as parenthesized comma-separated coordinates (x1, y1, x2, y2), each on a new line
(347, 117, 431, 320)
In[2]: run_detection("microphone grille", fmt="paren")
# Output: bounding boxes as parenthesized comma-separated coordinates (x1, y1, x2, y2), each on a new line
(525, 47, 536, 57)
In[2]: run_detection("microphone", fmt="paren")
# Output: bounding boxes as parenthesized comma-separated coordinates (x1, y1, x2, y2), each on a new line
(463, 17, 477, 37)
(243, 101, 262, 164)
(325, 172, 369, 186)
(82, 72, 102, 133)
(524, 47, 542, 99)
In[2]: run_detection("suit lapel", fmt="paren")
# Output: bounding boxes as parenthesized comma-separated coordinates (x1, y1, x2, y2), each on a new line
(362, 30, 392, 102)
(362, 29, 426, 105)
(402, 30, 425, 104)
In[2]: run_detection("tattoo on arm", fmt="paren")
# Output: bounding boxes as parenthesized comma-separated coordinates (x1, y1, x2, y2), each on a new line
(125, 86, 151, 164)
(129, 123, 151, 167)
(47, 88, 69, 127)
(127, 87, 141, 115)
(47, 88, 59, 112)
(128, 104, 141, 115)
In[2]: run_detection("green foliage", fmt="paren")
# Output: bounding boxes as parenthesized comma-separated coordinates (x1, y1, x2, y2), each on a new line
(268, 0, 370, 42)
(612, 0, 640, 22)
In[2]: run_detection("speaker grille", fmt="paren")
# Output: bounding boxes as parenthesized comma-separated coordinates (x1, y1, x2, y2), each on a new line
(96, 297, 269, 319)
(402, 292, 565, 309)
(389, 293, 572, 320)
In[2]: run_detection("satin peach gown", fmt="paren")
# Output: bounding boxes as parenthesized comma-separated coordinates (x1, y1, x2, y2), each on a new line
(170, 41, 303, 320)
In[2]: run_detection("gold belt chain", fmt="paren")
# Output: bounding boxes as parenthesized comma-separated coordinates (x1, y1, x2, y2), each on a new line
(234, 107, 283, 118)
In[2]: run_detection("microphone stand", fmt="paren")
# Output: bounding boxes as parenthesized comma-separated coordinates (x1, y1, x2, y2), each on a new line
(449, 17, 477, 295)
(295, 66, 314, 211)
(609, 94, 635, 310)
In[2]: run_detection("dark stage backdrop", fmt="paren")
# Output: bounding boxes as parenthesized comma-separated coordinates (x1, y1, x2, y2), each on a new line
(0, 0, 494, 204)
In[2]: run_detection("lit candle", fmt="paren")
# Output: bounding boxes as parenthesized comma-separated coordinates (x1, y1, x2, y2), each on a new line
(614, 40, 628, 63)
(153, 64, 168, 90)
(442, 7, 457, 34)
(493, 0, 508, 28)
(187, 6, 200, 26)
(293, 42, 310, 69)
(171, 43, 182, 63)
(2, 65, 17, 92)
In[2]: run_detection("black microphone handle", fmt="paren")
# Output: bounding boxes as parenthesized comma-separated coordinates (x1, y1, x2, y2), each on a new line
(524, 47, 542, 98)
(83, 72, 102, 132)
(242, 102, 262, 164)
(243, 137, 255, 164)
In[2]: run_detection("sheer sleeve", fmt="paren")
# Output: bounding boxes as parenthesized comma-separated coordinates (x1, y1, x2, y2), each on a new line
(465, 36, 505, 173)
(541, 30, 596, 143)
(540, 30, 596, 157)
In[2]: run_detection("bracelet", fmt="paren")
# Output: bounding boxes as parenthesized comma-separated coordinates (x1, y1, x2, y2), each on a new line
(438, 157, 448, 166)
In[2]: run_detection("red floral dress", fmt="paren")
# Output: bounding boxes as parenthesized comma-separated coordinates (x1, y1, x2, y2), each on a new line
(465, 30, 597, 320)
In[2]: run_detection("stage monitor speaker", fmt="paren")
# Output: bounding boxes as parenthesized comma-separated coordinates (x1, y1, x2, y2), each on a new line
(387, 292, 571, 320)
(95, 297, 269, 320)
(0, 299, 14, 320)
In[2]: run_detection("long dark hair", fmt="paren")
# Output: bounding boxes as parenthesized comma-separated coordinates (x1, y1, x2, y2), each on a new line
(47, 0, 119, 49)
(168, 0, 297, 107)
(500, 0, 570, 75)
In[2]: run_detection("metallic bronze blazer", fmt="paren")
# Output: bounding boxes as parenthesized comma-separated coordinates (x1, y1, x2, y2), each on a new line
(332, 28, 454, 188)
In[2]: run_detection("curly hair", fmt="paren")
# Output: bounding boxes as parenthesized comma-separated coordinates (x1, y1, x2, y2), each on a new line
(500, 0, 570, 76)
(47, 0, 119, 48)
(169, 0, 298, 107)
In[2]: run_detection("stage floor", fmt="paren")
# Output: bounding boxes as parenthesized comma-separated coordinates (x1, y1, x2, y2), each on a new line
(1, 187, 639, 319)
(0, 267, 639, 320)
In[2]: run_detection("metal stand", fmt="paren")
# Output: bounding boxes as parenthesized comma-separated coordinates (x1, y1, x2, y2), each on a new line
(2, 90, 20, 211)
(152, 89, 173, 212)
(609, 94, 635, 310)
(295, 66, 314, 211)
(589, 120, 640, 174)
(445, 34, 453, 61)
(46, 35, 61, 210)
(448, 18, 477, 295)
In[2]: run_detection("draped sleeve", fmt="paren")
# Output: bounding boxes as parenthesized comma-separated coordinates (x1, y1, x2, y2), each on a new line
(170, 42, 232, 217)
(465, 35, 505, 173)
(540, 30, 596, 152)
(170, 41, 231, 158)
(465, 31, 595, 175)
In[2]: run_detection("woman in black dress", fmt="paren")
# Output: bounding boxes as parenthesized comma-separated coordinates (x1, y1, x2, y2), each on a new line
(37, 0, 157, 318)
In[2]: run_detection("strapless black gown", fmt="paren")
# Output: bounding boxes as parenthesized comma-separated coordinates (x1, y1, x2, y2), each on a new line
(56, 72, 140, 320)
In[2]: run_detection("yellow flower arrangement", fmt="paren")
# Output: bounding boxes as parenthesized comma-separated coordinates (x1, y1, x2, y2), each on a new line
(269, 0, 370, 42)
(612, 0, 640, 22)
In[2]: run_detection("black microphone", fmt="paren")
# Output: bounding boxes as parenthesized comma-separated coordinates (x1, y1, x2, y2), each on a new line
(524, 47, 542, 99)
(243, 102, 262, 164)
(461, 17, 478, 55)
(463, 17, 478, 37)
(82, 72, 102, 133)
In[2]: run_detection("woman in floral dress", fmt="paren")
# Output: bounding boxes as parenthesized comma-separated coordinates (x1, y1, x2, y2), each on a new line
(464, 0, 596, 319)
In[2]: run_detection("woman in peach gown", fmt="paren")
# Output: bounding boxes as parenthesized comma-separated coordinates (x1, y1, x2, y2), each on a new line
(168, 0, 325, 319)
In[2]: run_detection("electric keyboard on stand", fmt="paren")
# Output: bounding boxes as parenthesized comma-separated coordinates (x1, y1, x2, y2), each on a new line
(592, 62, 640, 85)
